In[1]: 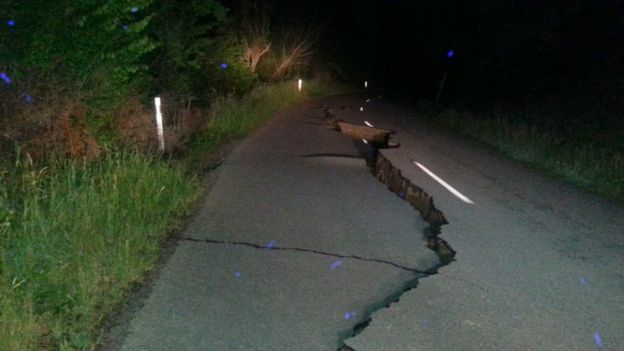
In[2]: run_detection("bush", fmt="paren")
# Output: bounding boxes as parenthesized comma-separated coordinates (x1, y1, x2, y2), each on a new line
(0, 0, 156, 110)
(147, 0, 227, 99)
(203, 36, 257, 99)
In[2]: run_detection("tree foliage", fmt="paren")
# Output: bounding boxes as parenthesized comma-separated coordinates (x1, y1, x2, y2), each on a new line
(147, 0, 227, 98)
(0, 0, 156, 108)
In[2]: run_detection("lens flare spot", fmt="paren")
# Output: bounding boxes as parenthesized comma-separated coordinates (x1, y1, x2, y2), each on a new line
(7, 20, 15, 27)
(266, 239, 277, 250)
(131, 7, 139, 13)
(344, 311, 357, 320)
(234, 271, 241, 279)
(22, 94, 33, 103)
(330, 260, 342, 269)
(594, 332, 603, 348)
(220, 63, 228, 69)
(447, 49, 455, 58)
(0, 72, 12, 84)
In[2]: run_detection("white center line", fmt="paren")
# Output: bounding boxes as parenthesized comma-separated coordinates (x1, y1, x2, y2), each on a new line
(364, 121, 374, 127)
(413, 161, 475, 204)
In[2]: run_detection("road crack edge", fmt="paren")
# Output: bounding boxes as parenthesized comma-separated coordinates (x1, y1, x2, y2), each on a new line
(178, 237, 432, 274)
(338, 152, 456, 351)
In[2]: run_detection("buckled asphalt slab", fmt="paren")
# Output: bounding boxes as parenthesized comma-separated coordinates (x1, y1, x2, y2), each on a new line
(337, 95, 624, 351)
(113, 99, 439, 350)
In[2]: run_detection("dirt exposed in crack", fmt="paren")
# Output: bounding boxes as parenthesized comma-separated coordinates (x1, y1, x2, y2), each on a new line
(337, 152, 456, 351)
(373, 155, 455, 264)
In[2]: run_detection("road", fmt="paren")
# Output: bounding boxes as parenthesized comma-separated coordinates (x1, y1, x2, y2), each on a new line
(338, 94, 624, 350)
(103, 96, 439, 351)
(105, 94, 624, 350)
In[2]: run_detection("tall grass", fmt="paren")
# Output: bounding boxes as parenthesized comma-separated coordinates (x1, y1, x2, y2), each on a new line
(0, 152, 199, 350)
(421, 106, 624, 204)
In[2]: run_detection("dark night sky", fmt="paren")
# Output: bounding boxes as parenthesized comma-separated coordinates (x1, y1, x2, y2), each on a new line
(230, 0, 624, 111)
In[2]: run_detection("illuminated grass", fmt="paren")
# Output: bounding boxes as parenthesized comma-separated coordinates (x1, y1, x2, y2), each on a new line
(0, 153, 200, 350)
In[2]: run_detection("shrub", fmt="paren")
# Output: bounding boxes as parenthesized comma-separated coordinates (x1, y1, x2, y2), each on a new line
(0, 0, 156, 110)
(147, 0, 227, 99)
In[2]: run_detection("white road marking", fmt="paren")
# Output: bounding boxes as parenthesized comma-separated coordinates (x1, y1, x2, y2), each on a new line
(414, 161, 475, 204)
(364, 121, 374, 127)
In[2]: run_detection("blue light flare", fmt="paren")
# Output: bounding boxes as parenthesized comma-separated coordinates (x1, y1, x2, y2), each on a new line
(330, 260, 342, 269)
(579, 276, 586, 286)
(343, 311, 357, 320)
(594, 332, 603, 348)
(447, 49, 455, 58)
(121, 24, 129, 31)
(266, 239, 277, 250)
(220, 63, 228, 69)
(22, 94, 33, 103)
(131, 7, 139, 13)
(7, 20, 15, 27)
(0, 72, 12, 85)
(234, 271, 241, 279)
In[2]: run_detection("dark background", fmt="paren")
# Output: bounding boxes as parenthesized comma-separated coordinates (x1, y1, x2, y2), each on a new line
(228, 0, 624, 113)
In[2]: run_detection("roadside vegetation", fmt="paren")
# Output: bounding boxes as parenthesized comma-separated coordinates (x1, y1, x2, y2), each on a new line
(417, 101, 624, 205)
(0, 1, 350, 349)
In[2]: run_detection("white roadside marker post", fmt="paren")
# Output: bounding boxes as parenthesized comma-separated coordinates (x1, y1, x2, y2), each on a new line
(298, 78, 303, 92)
(364, 81, 368, 89)
(154, 97, 165, 152)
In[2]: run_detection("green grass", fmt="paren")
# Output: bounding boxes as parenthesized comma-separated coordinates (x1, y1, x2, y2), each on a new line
(0, 79, 352, 350)
(420, 105, 624, 204)
(0, 153, 200, 350)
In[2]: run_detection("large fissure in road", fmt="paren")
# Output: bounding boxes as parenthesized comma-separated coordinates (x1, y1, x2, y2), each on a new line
(337, 151, 456, 351)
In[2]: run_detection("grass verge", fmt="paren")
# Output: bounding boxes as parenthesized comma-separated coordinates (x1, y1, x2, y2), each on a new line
(419, 105, 624, 205)
(0, 79, 352, 350)
(0, 153, 200, 350)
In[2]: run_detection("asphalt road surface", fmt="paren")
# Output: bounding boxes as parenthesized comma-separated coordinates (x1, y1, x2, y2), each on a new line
(106, 94, 624, 351)
(337, 95, 624, 351)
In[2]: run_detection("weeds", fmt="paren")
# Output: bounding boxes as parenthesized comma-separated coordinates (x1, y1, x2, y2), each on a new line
(0, 152, 199, 350)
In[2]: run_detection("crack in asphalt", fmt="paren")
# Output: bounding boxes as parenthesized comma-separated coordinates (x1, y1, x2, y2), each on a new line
(178, 237, 434, 274)
(335, 148, 456, 351)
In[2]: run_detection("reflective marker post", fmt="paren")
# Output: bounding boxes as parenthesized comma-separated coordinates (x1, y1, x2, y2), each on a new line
(298, 78, 303, 92)
(154, 97, 165, 152)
